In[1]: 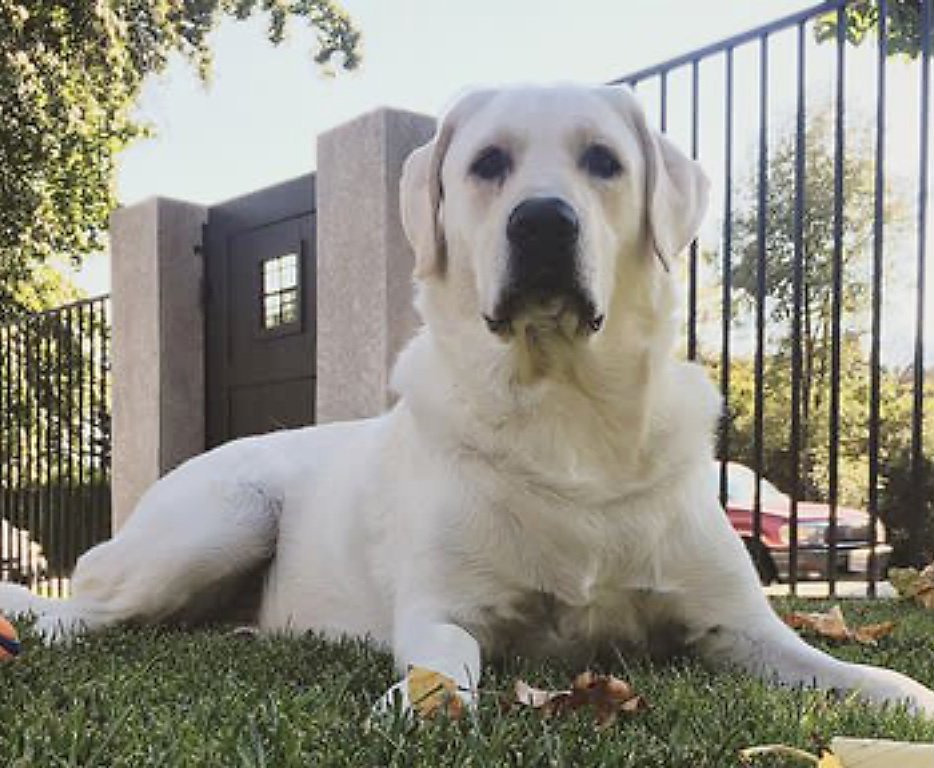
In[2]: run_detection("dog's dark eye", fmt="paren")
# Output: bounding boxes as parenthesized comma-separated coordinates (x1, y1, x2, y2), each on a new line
(469, 146, 512, 182)
(580, 144, 623, 179)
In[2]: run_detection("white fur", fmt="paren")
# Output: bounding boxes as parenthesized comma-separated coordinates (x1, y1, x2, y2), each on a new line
(3, 84, 933, 718)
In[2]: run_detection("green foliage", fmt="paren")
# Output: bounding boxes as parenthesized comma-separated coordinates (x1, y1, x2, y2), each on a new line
(0, 0, 360, 319)
(814, 0, 931, 59)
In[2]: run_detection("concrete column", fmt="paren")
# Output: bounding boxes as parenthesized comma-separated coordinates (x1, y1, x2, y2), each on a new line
(110, 198, 207, 529)
(316, 108, 436, 423)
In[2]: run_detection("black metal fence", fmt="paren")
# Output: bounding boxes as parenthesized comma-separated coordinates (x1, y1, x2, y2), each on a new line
(613, 0, 932, 595)
(0, 296, 112, 597)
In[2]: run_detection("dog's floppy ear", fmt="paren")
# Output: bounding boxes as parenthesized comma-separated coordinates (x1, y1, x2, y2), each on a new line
(599, 86, 709, 270)
(400, 134, 449, 279)
(641, 124, 710, 270)
(400, 89, 494, 278)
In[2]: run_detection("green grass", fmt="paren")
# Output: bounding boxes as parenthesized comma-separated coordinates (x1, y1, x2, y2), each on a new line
(2, 599, 934, 767)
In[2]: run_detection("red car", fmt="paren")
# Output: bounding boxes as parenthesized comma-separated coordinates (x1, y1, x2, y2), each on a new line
(717, 462, 892, 584)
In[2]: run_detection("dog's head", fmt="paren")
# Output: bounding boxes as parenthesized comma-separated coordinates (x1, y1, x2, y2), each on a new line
(400, 84, 708, 350)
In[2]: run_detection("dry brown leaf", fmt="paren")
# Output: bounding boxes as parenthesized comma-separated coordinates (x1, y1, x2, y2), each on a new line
(852, 621, 896, 645)
(783, 605, 895, 646)
(890, 564, 934, 609)
(406, 665, 465, 720)
(513, 671, 647, 729)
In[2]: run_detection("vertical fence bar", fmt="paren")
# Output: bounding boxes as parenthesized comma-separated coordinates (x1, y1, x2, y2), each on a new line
(75, 306, 94, 560)
(868, 0, 887, 596)
(688, 59, 700, 361)
(15, 323, 25, 578)
(719, 47, 735, 508)
(0, 324, 7, 580)
(754, 34, 769, 562)
(42, 317, 53, 593)
(59, 307, 75, 597)
(827, 6, 847, 596)
(96, 301, 108, 551)
(54, 311, 64, 596)
(28, 316, 39, 589)
(911, 0, 931, 567)
(790, 19, 807, 597)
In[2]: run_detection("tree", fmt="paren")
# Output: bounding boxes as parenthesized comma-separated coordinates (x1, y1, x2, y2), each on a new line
(0, 0, 360, 320)
(727, 113, 907, 503)
(815, 0, 931, 58)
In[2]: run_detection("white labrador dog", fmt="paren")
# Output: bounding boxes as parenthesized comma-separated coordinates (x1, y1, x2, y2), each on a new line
(3, 84, 933, 718)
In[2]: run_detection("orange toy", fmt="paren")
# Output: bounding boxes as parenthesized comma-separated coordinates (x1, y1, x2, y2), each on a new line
(0, 614, 20, 659)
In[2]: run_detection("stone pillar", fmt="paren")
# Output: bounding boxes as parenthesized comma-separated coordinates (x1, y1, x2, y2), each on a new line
(110, 198, 207, 529)
(316, 108, 436, 423)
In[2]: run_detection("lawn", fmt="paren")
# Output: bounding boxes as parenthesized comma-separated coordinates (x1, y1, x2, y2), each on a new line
(2, 599, 934, 767)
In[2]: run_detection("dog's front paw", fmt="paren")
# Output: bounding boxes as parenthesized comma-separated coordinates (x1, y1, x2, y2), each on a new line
(859, 666, 934, 720)
(906, 683, 934, 720)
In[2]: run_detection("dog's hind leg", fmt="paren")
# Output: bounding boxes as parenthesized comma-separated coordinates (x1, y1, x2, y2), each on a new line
(0, 456, 282, 643)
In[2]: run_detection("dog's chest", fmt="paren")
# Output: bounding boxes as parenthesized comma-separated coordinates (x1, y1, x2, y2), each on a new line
(451, 481, 689, 660)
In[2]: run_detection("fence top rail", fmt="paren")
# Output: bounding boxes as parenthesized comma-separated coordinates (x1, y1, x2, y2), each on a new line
(1, 294, 110, 329)
(608, 0, 846, 85)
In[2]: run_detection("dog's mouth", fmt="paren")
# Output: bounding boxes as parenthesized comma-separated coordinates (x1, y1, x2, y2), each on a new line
(482, 288, 604, 340)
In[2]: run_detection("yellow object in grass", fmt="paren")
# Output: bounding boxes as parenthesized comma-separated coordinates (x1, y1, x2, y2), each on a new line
(406, 666, 464, 719)
(0, 614, 20, 660)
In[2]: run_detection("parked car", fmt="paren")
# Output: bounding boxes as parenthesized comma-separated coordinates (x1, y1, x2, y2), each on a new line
(716, 462, 892, 584)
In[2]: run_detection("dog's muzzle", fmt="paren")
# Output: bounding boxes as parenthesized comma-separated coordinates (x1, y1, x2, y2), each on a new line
(483, 197, 603, 337)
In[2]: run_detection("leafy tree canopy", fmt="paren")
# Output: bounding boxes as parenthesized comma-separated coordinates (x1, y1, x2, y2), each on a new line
(815, 0, 931, 58)
(0, 0, 360, 320)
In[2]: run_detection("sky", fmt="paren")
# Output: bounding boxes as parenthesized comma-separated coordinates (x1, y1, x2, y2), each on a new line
(72, 0, 819, 295)
(68, 0, 933, 366)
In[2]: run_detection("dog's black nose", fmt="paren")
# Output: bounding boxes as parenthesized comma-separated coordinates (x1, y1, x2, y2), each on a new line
(507, 197, 580, 299)
(507, 197, 579, 250)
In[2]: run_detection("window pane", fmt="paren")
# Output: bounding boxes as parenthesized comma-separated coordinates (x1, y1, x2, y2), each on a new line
(280, 290, 298, 324)
(263, 260, 280, 293)
(281, 263, 298, 290)
(264, 294, 281, 328)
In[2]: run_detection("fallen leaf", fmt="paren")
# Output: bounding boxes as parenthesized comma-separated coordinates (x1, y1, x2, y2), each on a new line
(742, 738, 934, 767)
(513, 678, 569, 710)
(513, 671, 647, 729)
(406, 666, 465, 720)
(890, 564, 934, 609)
(739, 744, 841, 766)
(783, 605, 895, 646)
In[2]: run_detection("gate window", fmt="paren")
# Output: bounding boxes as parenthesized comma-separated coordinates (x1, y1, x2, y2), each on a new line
(261, 252, 300, 330)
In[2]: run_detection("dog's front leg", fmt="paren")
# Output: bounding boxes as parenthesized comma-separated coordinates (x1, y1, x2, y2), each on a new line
(375, 606, 481, 717)
(694, 603, 934, 718)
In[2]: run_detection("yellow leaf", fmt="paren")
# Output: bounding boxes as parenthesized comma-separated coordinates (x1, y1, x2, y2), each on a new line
(406, 666, 464, 720)
(830, 737, 934, 767)
(817, 751, 844, 768)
